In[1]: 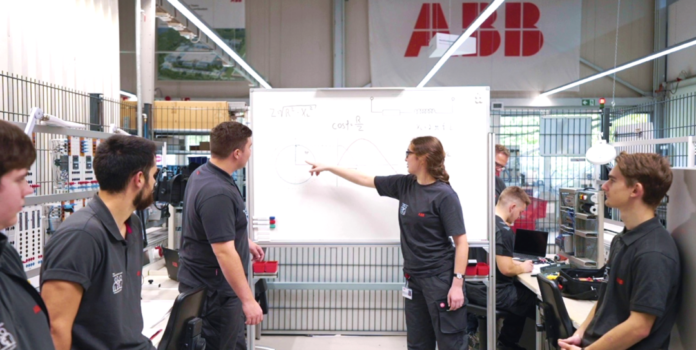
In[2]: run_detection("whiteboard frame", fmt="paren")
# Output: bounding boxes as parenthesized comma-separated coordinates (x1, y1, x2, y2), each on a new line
(247, 87, 493, 246)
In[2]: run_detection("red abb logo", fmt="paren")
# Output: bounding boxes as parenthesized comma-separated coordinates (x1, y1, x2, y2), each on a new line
(405, 2, 544, 58)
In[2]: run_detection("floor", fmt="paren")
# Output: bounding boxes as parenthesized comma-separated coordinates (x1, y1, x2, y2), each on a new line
(256, 335, 408, 350)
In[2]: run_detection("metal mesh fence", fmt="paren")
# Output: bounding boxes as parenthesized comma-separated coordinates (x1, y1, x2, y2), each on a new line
(0, 72, 137, 227)
(491, 108, 601, 254)
(262, 245, 406, 334)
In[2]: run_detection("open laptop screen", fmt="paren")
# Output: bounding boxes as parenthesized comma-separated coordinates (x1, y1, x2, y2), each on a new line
(514, 229, 549, 257)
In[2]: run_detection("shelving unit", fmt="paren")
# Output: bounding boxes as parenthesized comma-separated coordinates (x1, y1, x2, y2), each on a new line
(557, 188, 605, 268)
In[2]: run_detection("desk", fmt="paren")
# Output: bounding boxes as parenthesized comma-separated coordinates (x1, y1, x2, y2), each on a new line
(517, 273, 595, 350)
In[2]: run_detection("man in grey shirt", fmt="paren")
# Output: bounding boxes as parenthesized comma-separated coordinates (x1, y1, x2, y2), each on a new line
(178, 121, 265, 350)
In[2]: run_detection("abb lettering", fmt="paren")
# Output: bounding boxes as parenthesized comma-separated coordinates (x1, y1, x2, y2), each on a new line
(405, 2, 544, 58)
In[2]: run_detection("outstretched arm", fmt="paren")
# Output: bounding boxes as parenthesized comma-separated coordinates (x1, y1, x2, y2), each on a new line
(307, 161, 375, 188)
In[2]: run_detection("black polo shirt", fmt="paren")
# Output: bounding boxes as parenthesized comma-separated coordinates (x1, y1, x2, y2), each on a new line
(41, 194, 154, 350)
(582, 217, 681, 349)
(374, 175, 466, 277)
(0, 232, 54, 350)
(495, 176, 506, 204)
(178, 161, 249, 296)
(494, 215, 514, 289)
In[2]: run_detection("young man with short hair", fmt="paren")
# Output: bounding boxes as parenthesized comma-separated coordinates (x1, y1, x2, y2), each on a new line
(468, 186, 537, 350)
(559, 152, 680, 350)
(0, 120, 55, 349)
(41, 135, 158, 350)
(178, 121, 265, 350)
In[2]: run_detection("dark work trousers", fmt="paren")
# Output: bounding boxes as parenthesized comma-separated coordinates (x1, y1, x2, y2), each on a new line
(405, 271, 468, 350)
(180, 282, 247, 350)
(466, 281, 537, 347)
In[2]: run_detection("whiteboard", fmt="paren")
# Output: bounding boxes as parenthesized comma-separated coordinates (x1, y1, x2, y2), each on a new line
(249, 88, 490, 243)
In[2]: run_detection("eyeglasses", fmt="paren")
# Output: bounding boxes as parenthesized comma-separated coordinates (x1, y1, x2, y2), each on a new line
(405, 150, 415, 157)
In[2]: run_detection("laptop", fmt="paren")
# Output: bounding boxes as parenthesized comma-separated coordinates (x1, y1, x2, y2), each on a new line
(162, 248, 180, 281)
(514, 228, 550, 260)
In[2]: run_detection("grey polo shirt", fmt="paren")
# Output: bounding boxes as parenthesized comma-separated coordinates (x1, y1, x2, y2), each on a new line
(178, 161, 249, 296)
(41, 194, 154, 350)
(582, 217, 681, 349)
(495, 176, 506, 205)
(0, 233, 54, 350)
(374, 174, 466, 277)
(494, 215, 514, 289)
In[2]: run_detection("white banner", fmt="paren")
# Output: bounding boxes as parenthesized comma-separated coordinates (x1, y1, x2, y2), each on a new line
(368, 0, 581, 91)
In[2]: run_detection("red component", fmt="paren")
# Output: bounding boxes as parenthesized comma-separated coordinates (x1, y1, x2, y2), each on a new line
(33, 305, 42, 314)
(253, 261, 266, 273)
(465, 264, 477, 276)
(30, 184, 41, 188)
(617, 277, 624, 285)
(270, 220, 276, 224)
(155, 246, 164, 257)
(599, 98, 606, 105)
(476, 262, 490, 276)
(165, 96, 172, 101)
(265, 261, 279, 273)
(137, 271, 141, 277)
(172, 261, 178, 268)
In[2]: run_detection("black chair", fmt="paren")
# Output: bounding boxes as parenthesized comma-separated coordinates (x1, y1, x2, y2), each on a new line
(157, 287, 207, 350)
(537, 274, 575, 349)
(467, 300, 512, 348)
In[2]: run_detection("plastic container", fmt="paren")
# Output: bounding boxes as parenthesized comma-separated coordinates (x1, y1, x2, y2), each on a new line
(476, 262, 489, 276)
(253, 262, 266, 273)
(265, 261, 279, 273)
(465, 264, 477, 276)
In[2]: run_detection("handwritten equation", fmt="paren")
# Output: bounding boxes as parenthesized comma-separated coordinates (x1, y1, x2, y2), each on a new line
(332, 116, 364, 131)
(416, 123, 454, 131)
(270, 105, 316, 118)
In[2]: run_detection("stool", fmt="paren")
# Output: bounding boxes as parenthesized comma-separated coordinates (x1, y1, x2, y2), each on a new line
(467, 303, 512, 349)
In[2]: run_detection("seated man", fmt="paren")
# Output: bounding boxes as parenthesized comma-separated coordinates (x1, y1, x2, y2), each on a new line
(467, 186, 536, 350)
(559, 152, 680, 350)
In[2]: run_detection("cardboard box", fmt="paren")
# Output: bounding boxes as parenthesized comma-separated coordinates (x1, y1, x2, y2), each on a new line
(153, 101, 230, 131)
(120, 101, 138, 130)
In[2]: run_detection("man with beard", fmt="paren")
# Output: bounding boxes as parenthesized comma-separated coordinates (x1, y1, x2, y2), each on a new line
(41, 135, 157, 350)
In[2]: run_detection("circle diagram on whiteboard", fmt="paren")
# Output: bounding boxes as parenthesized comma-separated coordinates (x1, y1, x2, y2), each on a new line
(275, 144, 315, 184)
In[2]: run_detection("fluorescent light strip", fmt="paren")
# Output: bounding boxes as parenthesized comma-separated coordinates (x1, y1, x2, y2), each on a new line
(120, 91, 137, 101)
(541, 37, 696, 97)
(417, 0, 505, 88)
(167, 0, 272, 89)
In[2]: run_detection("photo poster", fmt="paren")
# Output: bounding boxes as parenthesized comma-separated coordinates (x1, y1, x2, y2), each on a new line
(157, 0, 246, 81)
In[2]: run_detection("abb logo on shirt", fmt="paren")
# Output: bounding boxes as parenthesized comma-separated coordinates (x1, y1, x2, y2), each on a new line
(405, 2, 544, 58)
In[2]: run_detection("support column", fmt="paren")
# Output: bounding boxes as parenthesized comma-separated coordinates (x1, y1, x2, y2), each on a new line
(333, 0, 346, 88)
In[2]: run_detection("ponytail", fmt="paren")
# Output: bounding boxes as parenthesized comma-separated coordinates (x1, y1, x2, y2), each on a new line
(411, 136, 450, 185)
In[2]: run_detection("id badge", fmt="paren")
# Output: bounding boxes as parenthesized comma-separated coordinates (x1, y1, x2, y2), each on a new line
(402, 286, 413, 299)
(402, 280, 412, 299)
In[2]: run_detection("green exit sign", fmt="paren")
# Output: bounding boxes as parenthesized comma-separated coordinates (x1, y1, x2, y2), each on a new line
(582, 99, 596, 106)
